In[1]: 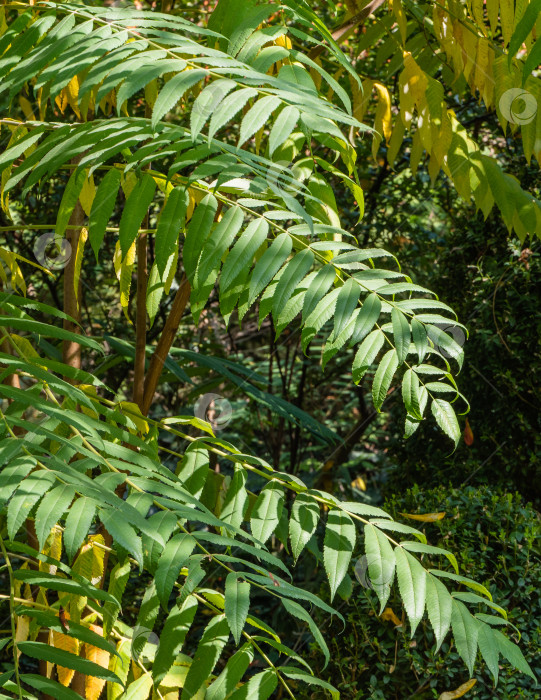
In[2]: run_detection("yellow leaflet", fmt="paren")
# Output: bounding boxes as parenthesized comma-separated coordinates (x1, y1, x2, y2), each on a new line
(72, 533, 105, 586)
(18, 95, 36, 121)
(461, 31, 478, 86)
(471, 0, 487, 34)
(55, 89, 68, 114)
(486, 0, 499, 34)
(353, 78, 373, 124)
(145, 78, 158, 109)
(380, 607, 402, 626)
(1, 126, 27, 213)
(0, 8, 7, 36)
(117, 400, 149, 435)
(390, 0, 407, 45)
(52, 618, 79, 687)
(114, 239, 136, 320)
(499, 0, 514, 46)
(15, 614, 30, 655)
(78, 383, 99, 419)
(400, 511, 446, 522)
(74, 227, 88, 309)
(438, 679, 477, 699)
(85, 625, 110, 700)
(373, 82, 392, 142)
(351, 476, 366, 491)
(121, 171, 138, 198)
(64, 74, 81, 118)
(153, 172, 173, 196)
(0, 247, 26, 295)
(473, 38, 489, 101)
(39, 525, 62, 574)
(79, 174, 96, 216)
(108, 640, 131, 700)
(186, 186, 205, 221)
(387, 118, 406, 166)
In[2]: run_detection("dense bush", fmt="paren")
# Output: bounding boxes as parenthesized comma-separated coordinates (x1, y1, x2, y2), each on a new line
(310, 485, 541, 699)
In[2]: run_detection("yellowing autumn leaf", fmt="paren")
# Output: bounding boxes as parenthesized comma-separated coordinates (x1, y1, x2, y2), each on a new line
(439, 678, 477, 699)
(400, 511, 446, 522)
(85, 625, 110, 700)
(380, 607, 403, 626)
(53, 614, 79, 687)
(351, 476, 367, 491)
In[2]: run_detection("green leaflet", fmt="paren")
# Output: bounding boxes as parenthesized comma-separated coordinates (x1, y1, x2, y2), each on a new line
(120, 675, 153, 700)
(55, 167, 87, 237)
(152, 68, 209, 129)
(153, 595, 198, 685)
(401, 541, 459, 574)
(239, 95, 281, 145)
(394, 546, 426, 636)
(402, 368, 422, 419)
(477, 622, 500, 684)
(118, 173, 156, 257)
(34, 483, 76, 551)
(99, 509, 144, 568)
(155, 186, 188, 276)
(208, 86, 258, 142)
(191, 78, 237, 141)
(425, 573, 452, 653)
(7, 472, 56, 540)
(225, 573, 251, 645)
(323, 509, 355, 601)
(431, 399, 460, 449)
(115, 58, 188, 113)
(301, 287, 340, 351)
(13, 569, 119, 605)
(509, 0, 541, 59)
(332, 277, 360, 341)
(18, 642, 121, 684)
(155, 533, 196, 609)
(63, 496, 96, 561)
(206, 644, 254, 700)
(0, 456, 35, 506)
(21, 675, 92, 700)
(430, 570, 492, 600)
(364, 523, 395, 613)
(220, 466, 249, 532)
(281, 667, 339, 700)
(180, 615, 230, 700)
(426, 324, 464, 369)
(184, 193, 218, 282)
(281, 598, 330, 668)
(176, 443, 209, 498)
(289, 492, 320, 562)
(228, 669, 278, 700)
(372, 348, 398, 411)
(349, 291, 381, 346)
(248, 232, 292, 305)
(272, 248, 314, 319)
(451, 599, 479, 676)
(404, 385, 428, 438)
(195, 204, 244, 288)
(493, 628, 536, 681)
(269, 105, 300, 156)
(103, 559, 131, 636)
(88, 168, 122, 261)
(250, 481, 284, 544)
(352, 329, 384, 383)
(302, 264, 336, 322)
(391, 307, 411, 365)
